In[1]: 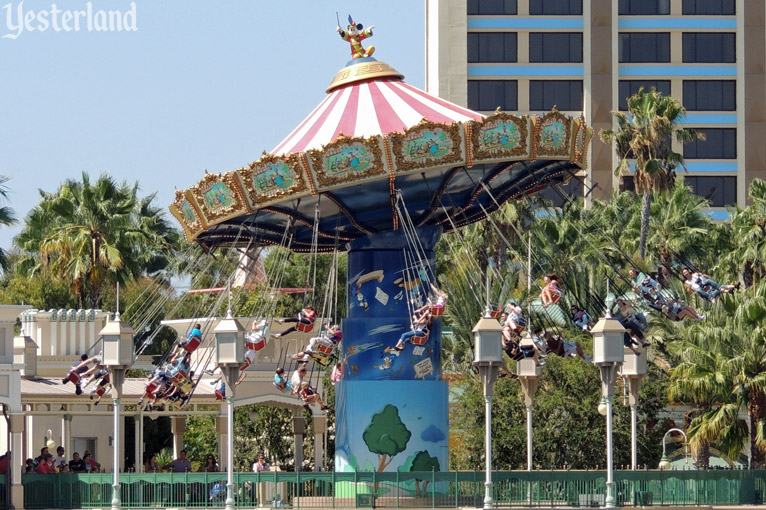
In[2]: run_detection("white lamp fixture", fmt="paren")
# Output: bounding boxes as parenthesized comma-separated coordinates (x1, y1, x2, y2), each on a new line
(472, 315, 504, 510)
(100, 315, 136, 368)
(214, 311, 246, 366)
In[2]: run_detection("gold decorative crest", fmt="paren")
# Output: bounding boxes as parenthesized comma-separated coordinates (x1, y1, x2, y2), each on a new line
(389, 119, 465, 175)
(308, 134, 387, 190)
(532, 110, 573, 160)
(188, 171, 250, 226)
(572, 118, 593, 169)
(169, 189, 205, 242)
(238, 152, 310, 207)
(327, 60, 404, 92)
(471, 112, 530, 162)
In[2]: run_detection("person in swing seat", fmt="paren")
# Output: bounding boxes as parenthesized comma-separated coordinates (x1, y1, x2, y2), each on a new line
(395, 310, 433, 351)
(681, 267, 739, 302)
(272, 305, 317, 338)
(540, 274, 563, 307)
(570, 306, 591, 331)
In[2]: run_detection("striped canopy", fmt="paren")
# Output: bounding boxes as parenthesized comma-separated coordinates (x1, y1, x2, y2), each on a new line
(272, 78, 483, 156)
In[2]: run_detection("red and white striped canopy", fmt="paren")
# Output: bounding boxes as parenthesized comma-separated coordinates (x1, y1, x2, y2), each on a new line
(271, 78, 484, 156)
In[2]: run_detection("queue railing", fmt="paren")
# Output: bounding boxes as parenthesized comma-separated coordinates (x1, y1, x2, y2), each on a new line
(20, 469, 766, 508)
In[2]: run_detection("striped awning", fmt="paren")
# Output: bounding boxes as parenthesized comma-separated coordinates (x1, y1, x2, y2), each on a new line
(271, 77, 483, 156)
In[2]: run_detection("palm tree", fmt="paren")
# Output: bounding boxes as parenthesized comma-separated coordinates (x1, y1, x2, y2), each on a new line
(667, 283, 766, 468)
(0, 176, 17, 271)
(727, 178, 766, 286)
(600, 89, 701, 260)
(15, 172, 179, 308)
(645, 186, 710, 280)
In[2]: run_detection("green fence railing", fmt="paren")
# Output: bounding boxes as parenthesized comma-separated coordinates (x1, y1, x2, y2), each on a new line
(20, 469, 766, 509)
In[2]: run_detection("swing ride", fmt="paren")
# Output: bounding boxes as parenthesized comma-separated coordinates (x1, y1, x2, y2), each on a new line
(167, 21, 592, 473)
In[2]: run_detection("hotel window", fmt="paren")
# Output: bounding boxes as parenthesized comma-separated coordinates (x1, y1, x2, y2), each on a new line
(683, 81, 736, 111)
(619, 33, 670, 63)
(618, 80, 671, 110)
(467, 0, 517, 15)
(529, 33, 583, 63)
(684, 128, 736, 159)
(683, 33, 735, 63)
(468, 33, 518, 63)
(682, 0, 735, 15)
(684, 176, 736, 207)
(468, 80, 518, 111)
(529, 80, 583, 111)
(529, 0, 582, 15)
(619, 0, 670, 15)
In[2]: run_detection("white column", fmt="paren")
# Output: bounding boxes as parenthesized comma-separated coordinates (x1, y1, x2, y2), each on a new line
(312, 416, 326, 472)
(171, 416, 186, 459)
(10, 414, 25, 510)
(293, 415, 305, 472)
(605, 395, 615, 508)
(63, 413, 72, 459)
(133, 415, 141, 473)
(630, 404, 638, 470)
(216, 415, 227, 470)
(526, 405, 533, 471)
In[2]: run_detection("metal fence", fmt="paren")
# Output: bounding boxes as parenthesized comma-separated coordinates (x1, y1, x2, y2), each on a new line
(20, 469, 766, 509)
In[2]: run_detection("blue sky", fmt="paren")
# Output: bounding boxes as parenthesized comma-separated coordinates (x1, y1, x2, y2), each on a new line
(0, 0, 425, 249)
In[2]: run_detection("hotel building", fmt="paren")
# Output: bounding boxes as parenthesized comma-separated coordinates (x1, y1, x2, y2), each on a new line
(425, 0, 766, 216)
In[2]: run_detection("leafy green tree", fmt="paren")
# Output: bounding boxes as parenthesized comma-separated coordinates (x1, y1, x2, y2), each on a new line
(14, 172, 179, 308)
(600, 89, 700, 259)
(362, 404, 411, 472)
(452, 355, 668, 469)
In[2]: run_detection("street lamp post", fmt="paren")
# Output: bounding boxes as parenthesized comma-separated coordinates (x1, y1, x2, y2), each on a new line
(659, 428, 689, 470)
(517, 332, 542, 472)
(100, 309, 135, 510)
(592, 315, 625, 509)
(214, 310, 245, 510)
(621, 346, 647, 470)
(472, 314, 504, 510)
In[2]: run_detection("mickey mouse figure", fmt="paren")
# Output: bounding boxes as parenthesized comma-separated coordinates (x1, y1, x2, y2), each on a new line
(336, 15, 375, 59)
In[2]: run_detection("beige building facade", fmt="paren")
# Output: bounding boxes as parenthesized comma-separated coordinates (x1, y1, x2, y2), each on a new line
(426, 0, 766, 214)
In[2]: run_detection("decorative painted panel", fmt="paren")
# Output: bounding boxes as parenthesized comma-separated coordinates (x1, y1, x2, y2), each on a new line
(572, 118, 593, 169)
(169, 189, 206, 242)
(532, 110, 573, 160)
(189, 172, 250, 226)
(389, 120, 465, 175)
(308, 135, 387, 190)
(471, 112, 530, 163)
(238, 153, 311, 208)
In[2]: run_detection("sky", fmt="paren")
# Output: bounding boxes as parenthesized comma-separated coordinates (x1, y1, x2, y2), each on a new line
(0, 0, 425, 249)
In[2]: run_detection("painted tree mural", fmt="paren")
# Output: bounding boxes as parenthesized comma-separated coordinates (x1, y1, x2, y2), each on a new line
(410, 450, 441, 496)
(362, 404, 411, 471)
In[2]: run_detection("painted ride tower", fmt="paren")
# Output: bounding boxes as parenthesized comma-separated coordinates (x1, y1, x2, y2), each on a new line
(170, 27, 591, 473)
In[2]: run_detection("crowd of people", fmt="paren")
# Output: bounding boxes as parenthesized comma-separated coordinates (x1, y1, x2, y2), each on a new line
(24, 446, 101, 474)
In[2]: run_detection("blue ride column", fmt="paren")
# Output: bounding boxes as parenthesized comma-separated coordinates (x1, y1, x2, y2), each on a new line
(335, 226, 449, 473)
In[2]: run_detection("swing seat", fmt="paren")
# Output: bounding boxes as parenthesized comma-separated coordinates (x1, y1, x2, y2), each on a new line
(144, 380, 159, 395)
(215, 388, 225, 401)
(182, 335, 201, 353)
(411, 334, 429, 345)
(488, 308, 502, 319)
(168, 367, 189, 384)
(549, 294, 562, 305)
(96, 384, 111, 397)
(316, 343, 335, 355)
(296, 321, 315, 333)
(67, 371, 82, 384)
(175, 377, 193, 394)
(273, 382, 289, 393)
(246, 333, 266, 351)
(429, 304, 445, 317)
(241, 357, 253, 371)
